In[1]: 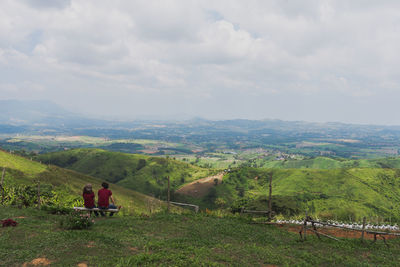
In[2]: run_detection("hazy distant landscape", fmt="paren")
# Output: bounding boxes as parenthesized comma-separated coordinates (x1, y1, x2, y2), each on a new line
(3, 100, 400, 162)
(3, 99, 400, 222)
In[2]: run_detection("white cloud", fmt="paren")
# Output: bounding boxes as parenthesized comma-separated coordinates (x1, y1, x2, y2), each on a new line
(23, 0, 71, 9)
(1, 0, 400, 123)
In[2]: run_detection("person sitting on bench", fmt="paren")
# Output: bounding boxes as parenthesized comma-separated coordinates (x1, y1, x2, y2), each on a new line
(83, 184, 98, 217)
(98, 182, 117, 217)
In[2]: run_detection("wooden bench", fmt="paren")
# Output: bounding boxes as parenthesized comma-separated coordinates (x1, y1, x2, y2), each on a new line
(73, 207, 120, 213)
(170, 201, 199, 213)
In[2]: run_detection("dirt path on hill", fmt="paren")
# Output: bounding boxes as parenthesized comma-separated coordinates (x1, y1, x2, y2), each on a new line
(176, 173, 224, 198)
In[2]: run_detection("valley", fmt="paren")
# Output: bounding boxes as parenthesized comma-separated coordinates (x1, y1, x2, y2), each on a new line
(1, 105, 400, 266)
(2, 102, 400, 264)
(4, 145, 400, 222)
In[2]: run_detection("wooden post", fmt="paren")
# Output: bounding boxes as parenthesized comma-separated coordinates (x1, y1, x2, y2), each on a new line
(381, 235, 389, 248)
(37, 181, 41, 210)
(1, 167, 5, 204)
(312, 221, 321, 240)
(308, 228, 339, 241)
(1, 167, 5, 183)
(167, 176, 170, 213)
(303, 210, 308, 240)
(268, 173, 272, 221)
(361, 217, 366, 242)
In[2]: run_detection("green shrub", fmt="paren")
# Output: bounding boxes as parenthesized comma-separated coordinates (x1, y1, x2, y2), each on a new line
(41, 205, 73, 215)
(3, 184, 53, 207)
(230, 197, 250, 213)
(60, 211, 94, 230)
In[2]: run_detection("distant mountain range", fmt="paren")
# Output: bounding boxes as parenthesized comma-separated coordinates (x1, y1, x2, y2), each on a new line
(2, 98, 400, 140)
(0, 99, 114, 129)
(0, 99, 73, 124)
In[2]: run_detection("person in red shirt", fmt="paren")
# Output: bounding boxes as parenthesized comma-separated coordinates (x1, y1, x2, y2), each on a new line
(98, 182, 117, 217)
(82, 184, 98, 217)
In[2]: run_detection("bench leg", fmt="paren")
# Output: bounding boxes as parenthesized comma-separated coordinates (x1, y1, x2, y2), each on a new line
(109, 204, 117, 217)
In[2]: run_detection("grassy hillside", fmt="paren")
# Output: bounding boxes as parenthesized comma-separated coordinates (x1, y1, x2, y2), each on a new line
(255, 156, 400, 169)
(0, 149, 46, 178)
(33, 149, 400, 221)
(0, 150, 166, 214)
(1, 207, 399, 266)
(213, 167, 400, 221)
(36, 149, 214, 199)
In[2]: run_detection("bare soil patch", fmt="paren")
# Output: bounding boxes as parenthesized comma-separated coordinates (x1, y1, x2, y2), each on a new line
(86, 241, 95, 248)
(22, 257, 52, 266)
(175, 173, 224, 198)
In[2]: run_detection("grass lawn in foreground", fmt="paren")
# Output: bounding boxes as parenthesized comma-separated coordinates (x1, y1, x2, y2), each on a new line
(1, 207, 399, 266)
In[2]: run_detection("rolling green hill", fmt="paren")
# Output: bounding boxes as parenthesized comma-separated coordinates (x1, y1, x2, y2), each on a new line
(255, 156, 400, 169)
(33, 149, 400, 221)
(36, 148, 214, 199)
(0, 149, 165, 214)
(213, 167, 400, 221)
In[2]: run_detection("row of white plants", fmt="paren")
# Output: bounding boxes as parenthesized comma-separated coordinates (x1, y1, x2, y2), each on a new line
(275, 219, 400, 231)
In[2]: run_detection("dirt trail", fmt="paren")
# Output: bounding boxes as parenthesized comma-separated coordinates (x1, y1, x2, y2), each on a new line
(176, 173, 224, 198)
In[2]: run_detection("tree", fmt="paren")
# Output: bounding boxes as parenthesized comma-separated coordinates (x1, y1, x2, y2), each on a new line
(237, 187, 245, 197)
(205, 187, 217, 203)
(136, 159, 146, 170)
(215, 197, 226, 208)
(213, 178, 219, 186)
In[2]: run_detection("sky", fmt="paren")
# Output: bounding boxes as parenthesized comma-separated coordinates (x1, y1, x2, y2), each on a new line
(1, 0, 400, 124)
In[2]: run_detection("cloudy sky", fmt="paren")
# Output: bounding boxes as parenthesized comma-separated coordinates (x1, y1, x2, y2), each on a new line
(1, 0, 400, 124)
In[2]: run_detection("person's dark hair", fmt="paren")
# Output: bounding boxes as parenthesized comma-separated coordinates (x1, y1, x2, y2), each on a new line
(83, 184, 93, 194)
(101, 182, 109, 189)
